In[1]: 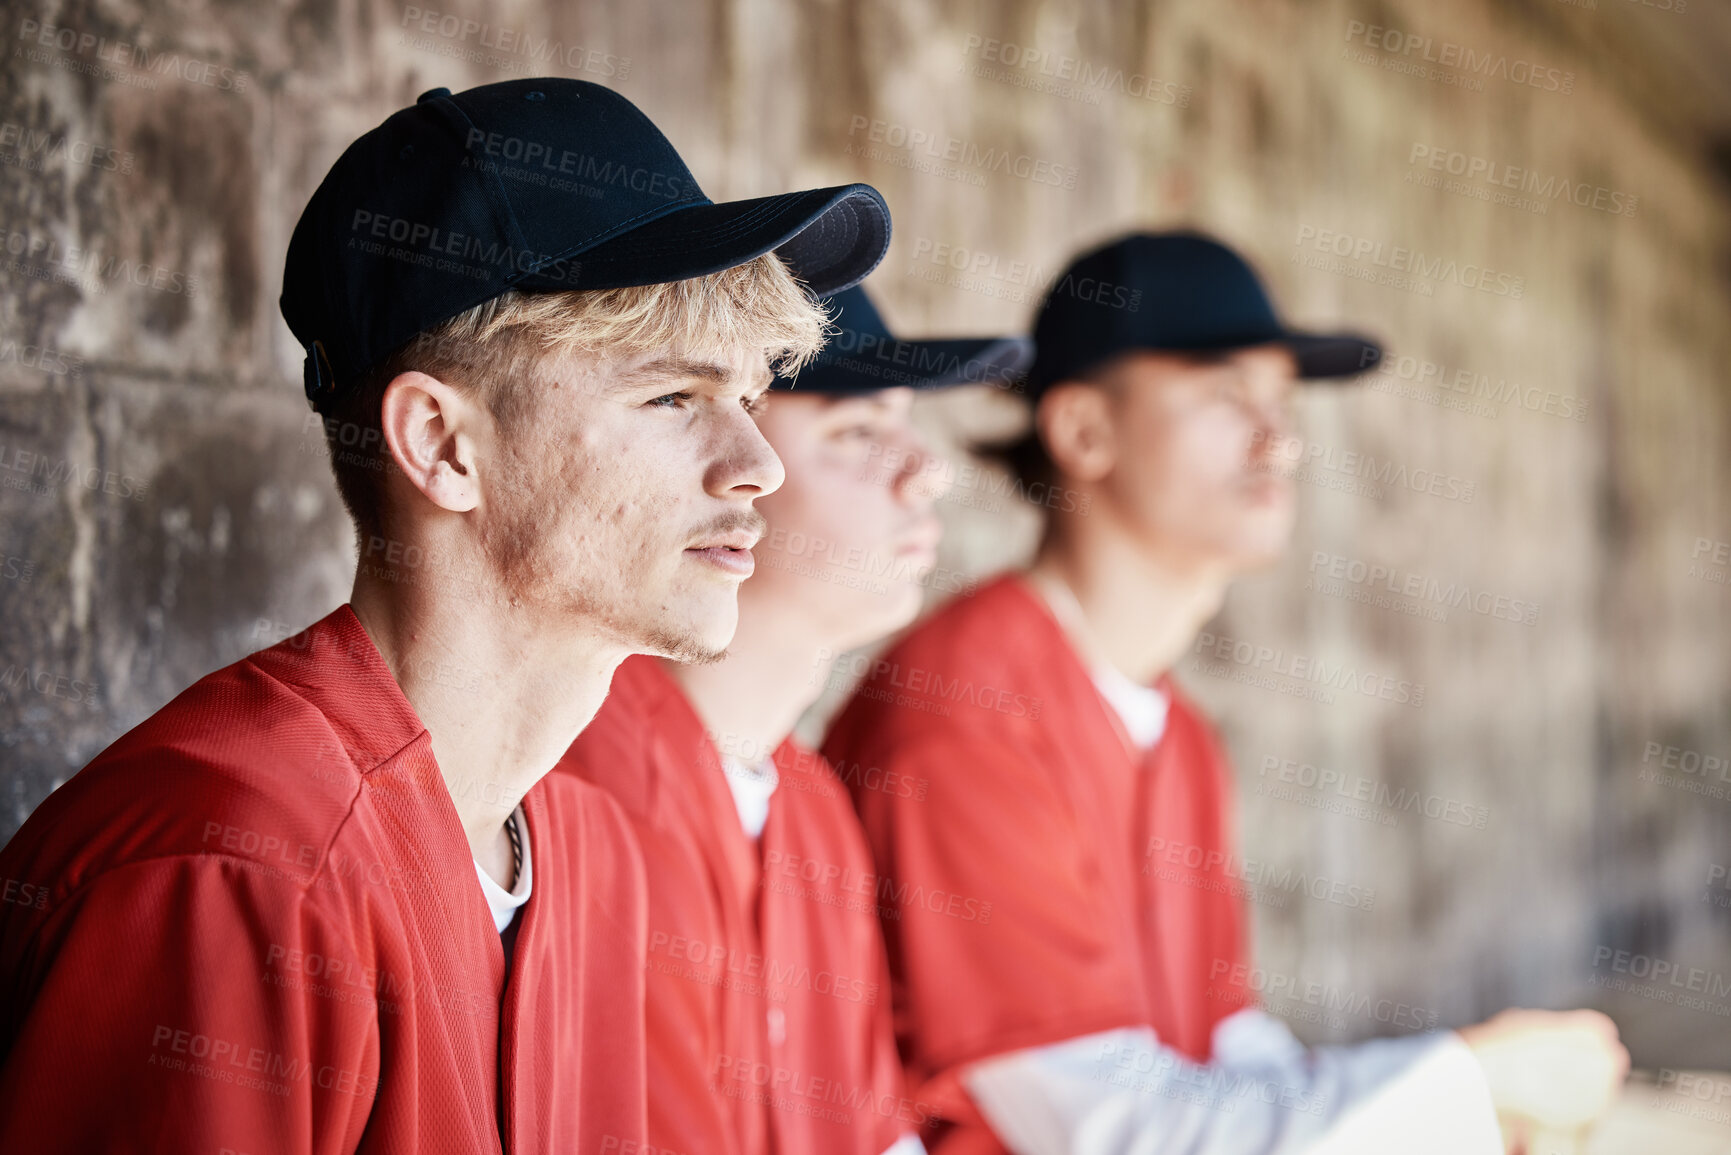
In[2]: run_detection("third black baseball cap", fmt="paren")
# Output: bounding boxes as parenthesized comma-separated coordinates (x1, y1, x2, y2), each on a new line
(1025, 231, 1381, 395)
(776, 284, 1032, 395)
(282, 78, 891, 406)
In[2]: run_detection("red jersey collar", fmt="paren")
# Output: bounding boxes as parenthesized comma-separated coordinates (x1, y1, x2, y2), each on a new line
(248, 604, 430, 774)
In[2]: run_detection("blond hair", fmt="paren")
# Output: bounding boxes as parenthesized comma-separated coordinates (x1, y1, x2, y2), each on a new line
(318, 252, 829, 539)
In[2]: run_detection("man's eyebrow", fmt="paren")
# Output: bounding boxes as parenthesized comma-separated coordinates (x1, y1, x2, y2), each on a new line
(826, 392, 895, 413)
(612, 357, 735, 388)
(1185, 351, 1236, 367)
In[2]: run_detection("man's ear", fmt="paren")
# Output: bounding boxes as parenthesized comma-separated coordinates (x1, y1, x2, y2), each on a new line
(1036, 381, 1117, 484)
(379, 371, 483, 514)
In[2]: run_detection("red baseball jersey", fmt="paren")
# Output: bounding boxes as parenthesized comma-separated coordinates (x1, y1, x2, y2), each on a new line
(561, 656, 921, 1155)
(0, 606, 647, 1154)
(822, 575, 1249, 1155)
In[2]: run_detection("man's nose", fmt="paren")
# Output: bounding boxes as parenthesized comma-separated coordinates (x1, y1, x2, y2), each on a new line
(711, 404, 785, 498)
(892, 431, 951, 505)
(1246, 393, 1294, 447)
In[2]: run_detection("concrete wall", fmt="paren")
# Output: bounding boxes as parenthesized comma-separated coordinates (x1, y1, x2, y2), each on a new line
(2, 0, 1728, 1068)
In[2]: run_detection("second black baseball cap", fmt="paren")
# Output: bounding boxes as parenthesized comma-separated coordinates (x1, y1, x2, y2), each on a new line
(775, 284, 1032, 395)
(282, 78, 892, 406)
(1025, 232, 1382, 395)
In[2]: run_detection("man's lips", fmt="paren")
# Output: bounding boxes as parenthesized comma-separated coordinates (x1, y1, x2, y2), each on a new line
(685, 545, 755, 576)
(895, 518, 943, 559)
(685, 529, 760, 578)
(1239, 469, 1293, 503)
(688, 528, 761, 551)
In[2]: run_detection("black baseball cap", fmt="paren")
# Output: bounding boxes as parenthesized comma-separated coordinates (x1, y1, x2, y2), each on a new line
(1025, 231, 1381, 395)
(281, 79, 891, 407)
(775, 284, 1032, 395)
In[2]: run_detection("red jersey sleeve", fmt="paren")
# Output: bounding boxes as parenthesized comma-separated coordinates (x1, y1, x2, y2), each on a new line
(0, 854, 379, 1154)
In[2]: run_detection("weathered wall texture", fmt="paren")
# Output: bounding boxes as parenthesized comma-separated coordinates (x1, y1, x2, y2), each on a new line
(2, 0, 1728, 1068)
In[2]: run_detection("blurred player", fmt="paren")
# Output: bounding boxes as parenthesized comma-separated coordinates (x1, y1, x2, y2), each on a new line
(824, 233, 1627, 1155)
(561, 284, 1029, 1155)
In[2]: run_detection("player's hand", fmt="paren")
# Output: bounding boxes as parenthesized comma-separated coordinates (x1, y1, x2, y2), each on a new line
(1457, 1008, 1629, 1130)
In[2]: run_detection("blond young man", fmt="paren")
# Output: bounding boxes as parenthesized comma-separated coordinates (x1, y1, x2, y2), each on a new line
(0, 78, 887, 1154)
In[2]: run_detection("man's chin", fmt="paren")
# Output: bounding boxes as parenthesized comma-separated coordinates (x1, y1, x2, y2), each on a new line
(1227, 503, 1296, 560)
(881, 581, 926, 634)
(627, 604, 738, 665)
(647, 636, 730, 665)
(825, 583, 923, 655)
(1222, 535, 1292, 574)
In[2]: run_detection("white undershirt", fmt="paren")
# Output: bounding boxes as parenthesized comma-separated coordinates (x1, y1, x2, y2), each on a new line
(965, 1018, 1501, 1155)
(1091, 661, 1170, 750)
(1030, 574, 1170, 751)
(720, 753, 780, 839)
(474, 805, 533, 934)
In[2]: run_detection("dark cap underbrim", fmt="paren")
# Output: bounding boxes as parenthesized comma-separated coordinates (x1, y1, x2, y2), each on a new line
(514, 183, 890, 296)
(1032, 328, 1383, 394)
(1285, 330, 1383, 380)
(780, 335, 1034, 395)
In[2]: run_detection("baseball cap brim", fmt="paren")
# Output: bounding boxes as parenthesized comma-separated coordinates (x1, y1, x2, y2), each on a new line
(900, 336, 1034, 390)
(1284, 331, 1383, 380)
(1047, 329, 1383, 389)
(786, 335, 1034, 395)
(515, 183, 890, 296)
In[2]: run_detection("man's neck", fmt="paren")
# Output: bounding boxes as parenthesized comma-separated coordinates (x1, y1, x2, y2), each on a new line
(667, 594, 829, 773)
(1028, 513, 1233, 685)
(349, 565, 624, 887)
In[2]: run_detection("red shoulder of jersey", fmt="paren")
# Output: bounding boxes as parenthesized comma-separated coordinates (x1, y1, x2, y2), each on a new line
(0, 608, 649, 1155)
